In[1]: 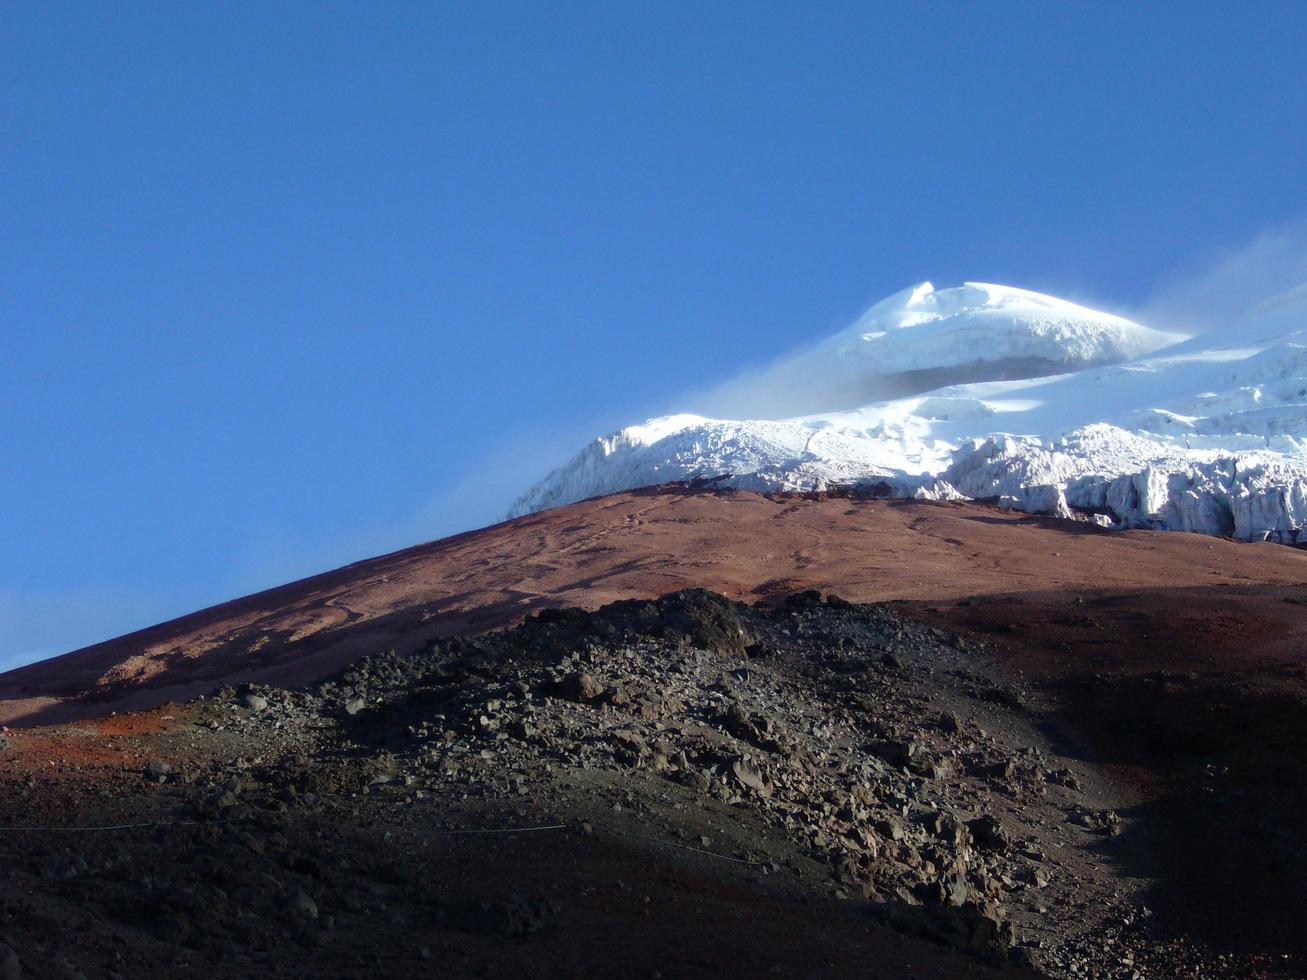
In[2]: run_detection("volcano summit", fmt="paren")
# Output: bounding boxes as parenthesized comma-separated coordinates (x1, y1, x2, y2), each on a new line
(514, 280, 1307, 543)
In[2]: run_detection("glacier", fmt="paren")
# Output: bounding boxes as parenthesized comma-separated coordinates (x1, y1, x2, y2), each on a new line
(512, 281, 1307, 543)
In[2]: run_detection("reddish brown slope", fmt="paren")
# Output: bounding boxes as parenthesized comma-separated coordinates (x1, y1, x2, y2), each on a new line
(4, 485, 1307, 727)
(8, 485, 1307, 961)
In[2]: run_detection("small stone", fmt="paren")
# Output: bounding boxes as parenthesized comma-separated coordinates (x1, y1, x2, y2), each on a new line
(555, 672, 603, 702)
(985, 759, 1017, 780)
(1070, 807, 1121, 835)
(1011, 946, 1046, 970)
(611, 729, 648, 758)
(287, 890, 319, 921)
(144, 759, 171, 782)
(1017, 841, 1045, 861)
(874, 815, 906, 841)
(967, 815, 1011, 853)
(730, 756, 771, 796)
(937, 871, 970, 907)
(344, 699, 366, 716)
(872, 739, 938, 776)
(1045, 767, 1081, 789)
(243, 693, 268, 712)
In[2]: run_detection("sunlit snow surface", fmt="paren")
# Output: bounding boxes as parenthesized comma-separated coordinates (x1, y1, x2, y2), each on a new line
(513, 282, 1307, 543)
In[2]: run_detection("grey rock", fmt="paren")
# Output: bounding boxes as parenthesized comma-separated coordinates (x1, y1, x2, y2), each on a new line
(967, 815, 1011, 853)
(554, 672, 603, 702)
(286, 890, 319, 921)
(144, 759, 171, 782)
(1011, 945, 1047, 970)
(937, 871, 970, 907)
(1045, 767, 1081, 789)
(1070, 807, 1121, 835)
(874, 815, 906, 841)
(730, 756, 771, 797)
(871, 739, 921, 768)
(721, 703, 783, 751)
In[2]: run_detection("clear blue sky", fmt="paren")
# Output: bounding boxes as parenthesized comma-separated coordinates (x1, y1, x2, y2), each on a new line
(3, 2, 1306, 667)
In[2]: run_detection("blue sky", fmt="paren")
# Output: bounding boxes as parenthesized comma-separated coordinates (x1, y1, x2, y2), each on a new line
(3, 2, 1306, 667)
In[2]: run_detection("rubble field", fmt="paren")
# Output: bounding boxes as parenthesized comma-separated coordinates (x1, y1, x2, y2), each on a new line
(0, 590, 1280, 978)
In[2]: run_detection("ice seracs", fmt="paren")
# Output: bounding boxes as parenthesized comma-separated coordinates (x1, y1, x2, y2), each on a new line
(512, 280, 1307, 543)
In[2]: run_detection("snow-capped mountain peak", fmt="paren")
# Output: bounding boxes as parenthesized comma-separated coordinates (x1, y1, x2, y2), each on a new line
(839, 280, 1143, 340)
(694, 281, 1183, 420)
(512, 279, 1307, 543)
(822, 279, 1181, 368)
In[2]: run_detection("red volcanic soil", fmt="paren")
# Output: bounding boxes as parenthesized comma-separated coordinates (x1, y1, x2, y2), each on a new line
(4, 485, 1307, 728)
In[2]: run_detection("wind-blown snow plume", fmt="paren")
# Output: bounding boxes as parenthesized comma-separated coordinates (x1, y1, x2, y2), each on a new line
(1133, 221, 1307, 336)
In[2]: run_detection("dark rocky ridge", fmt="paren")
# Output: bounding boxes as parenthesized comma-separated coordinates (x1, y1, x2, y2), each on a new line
(0, 590, 1262, 977)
